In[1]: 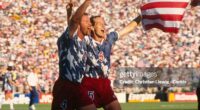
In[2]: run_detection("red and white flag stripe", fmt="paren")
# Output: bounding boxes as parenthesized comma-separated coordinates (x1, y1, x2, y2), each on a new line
(141, 0, 190, 33)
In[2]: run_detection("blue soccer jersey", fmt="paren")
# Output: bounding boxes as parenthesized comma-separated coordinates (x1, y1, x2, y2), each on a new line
(85, 31, 118, 78)
(57, 28, 90, 83)
(2, 72, 13, 91)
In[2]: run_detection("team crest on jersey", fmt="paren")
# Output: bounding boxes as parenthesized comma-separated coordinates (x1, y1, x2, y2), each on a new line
(98, 51, 104, 62)
(60, 99, 67, 110)
(88, 91, 94, 100)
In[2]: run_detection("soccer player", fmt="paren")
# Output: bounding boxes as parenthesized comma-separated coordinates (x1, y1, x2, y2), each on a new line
(51, 0, 97, 110)
(27, 67, 39, 110)
(1, 64, 16, 110)
(82, 15, 141, 110)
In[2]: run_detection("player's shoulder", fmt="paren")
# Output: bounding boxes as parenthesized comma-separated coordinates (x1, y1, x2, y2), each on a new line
(57, 27, 71, 47)
(107, 31, 118, 37)
(58, 27, 70, 39)
(84, 35, 90, 41)
(106, 31, 119, 44)
(84, 36, 94, 45)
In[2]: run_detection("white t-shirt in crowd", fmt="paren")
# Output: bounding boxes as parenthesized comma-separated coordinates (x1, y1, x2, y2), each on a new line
(27, 73, 38, 87)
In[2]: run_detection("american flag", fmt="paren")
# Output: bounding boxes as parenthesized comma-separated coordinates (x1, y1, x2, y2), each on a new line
(141, 0, 190, 33)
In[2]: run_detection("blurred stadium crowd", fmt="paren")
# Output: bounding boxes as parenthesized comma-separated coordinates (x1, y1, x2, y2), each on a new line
(0, 0, 200, 94)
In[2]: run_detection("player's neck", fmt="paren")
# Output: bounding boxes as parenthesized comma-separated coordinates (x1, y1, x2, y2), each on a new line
(77, 29, 84, 40)
(93, 34, 104, 44)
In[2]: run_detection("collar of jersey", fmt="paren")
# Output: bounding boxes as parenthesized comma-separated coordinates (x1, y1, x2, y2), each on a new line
(94, 39, 104, 45)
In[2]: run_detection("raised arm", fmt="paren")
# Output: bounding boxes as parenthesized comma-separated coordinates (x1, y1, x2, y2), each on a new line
(66, 1, 73, 25)
(68, 0, 91, 38)
(118, 15, 142, 39)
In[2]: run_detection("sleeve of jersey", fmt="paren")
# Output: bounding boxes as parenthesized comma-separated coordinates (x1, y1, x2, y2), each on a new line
(107, 31, 119, 45)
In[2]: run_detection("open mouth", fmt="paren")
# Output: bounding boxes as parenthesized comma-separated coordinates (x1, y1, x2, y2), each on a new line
(101, 29, 105, 33)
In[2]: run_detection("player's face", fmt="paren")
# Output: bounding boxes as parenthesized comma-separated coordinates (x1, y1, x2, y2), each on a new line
(80, 15, 92, 36)
(93, 17, 106, 39)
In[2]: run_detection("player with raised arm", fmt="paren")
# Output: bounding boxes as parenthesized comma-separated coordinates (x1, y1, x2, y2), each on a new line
(51, 0, 97, 110)
(82, 14, 141, 110)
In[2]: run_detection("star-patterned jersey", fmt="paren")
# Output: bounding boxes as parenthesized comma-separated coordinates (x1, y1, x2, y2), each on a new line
(85, 31, 119, 78)
(2, 72, 13, 91)
(57, 28, 90, 83)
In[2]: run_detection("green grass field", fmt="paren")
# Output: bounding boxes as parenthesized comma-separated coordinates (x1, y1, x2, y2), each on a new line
(1, 102, 197, 110)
